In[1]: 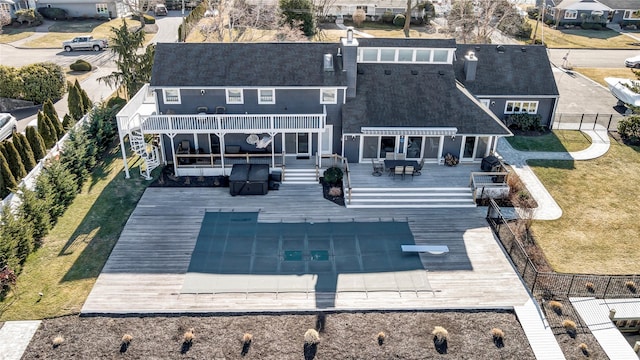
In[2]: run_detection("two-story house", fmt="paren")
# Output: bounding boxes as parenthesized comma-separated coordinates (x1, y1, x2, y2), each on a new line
(116, 30, 558, 180)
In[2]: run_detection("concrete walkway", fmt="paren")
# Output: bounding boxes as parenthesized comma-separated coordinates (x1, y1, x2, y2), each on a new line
(0, 320, 42, 360)
(496, 123, 610, 220)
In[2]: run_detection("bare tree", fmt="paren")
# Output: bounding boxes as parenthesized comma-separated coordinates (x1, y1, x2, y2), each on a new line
(313, 0, 338, 22)
(120, 0, 160, 27)
(198, 0, 282, 42)
(447, 0, 525, 43)
(352, 8, 365, 27)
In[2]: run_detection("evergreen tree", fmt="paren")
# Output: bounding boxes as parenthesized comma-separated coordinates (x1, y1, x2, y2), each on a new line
(18, 186, 50, 247)
(1, 206, 34, 266)
(62, 114, 74, 130)
(12, 132, 37, 172)
(280, 0, 316, 36)
(68, 81, 84, 120)
(0, 151, 17, 198)
(42, 99, 63, 138)
(2, 140, 27, 180)
(37, 111, 56, 148)
(61, 128, 96, 188)
(75, 79, 92, 113)
(35, 161, 78, 223)
(98, 20, 155, 99)
(26, 126, 47, 161)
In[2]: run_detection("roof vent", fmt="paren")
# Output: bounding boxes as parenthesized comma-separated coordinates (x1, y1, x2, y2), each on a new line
(521, 47, 527, 52)
(474, 46, 481, 52)
(411, 70, 418, 75)
(384, 69, 391, 75)
(357, 68, 364, 75)
(323, 53, 334, 72)
(496, 45, 505, 53)
(438, 70, 445, 76)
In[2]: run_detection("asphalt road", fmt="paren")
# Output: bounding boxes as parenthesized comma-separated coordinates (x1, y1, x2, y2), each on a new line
(547, 49, 640, 69)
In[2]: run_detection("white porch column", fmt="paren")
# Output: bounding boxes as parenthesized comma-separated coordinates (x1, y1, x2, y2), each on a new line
(119, 130, 130, 179)
(318, 130, 322, 168)
(219, 134, 226, 175)
(168, 134, 177, 175)
(269, 132, 277, 169)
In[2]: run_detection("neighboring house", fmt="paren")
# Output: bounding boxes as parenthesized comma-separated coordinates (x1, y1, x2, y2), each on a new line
(453, 44, 560, 129)
(0, 0, 34, 18)
(543, 0, 640, 27)
(36, 0, 127, 18)
(116, 31, 559, 179)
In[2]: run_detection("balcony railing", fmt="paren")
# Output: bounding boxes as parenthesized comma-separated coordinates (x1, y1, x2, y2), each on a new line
(140, 111, 326, 134)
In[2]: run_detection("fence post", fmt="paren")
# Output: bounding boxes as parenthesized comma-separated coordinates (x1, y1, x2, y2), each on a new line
(593, 114, 597, 130)
(531, 270, 538, 294)
(607, 115, 612, 131)
(580, 114, 584, 129)
(603, 277, 613, 298)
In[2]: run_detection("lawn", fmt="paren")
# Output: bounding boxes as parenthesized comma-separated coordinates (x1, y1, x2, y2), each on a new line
(574, 67, 638, 87)
(506, 130, 592, 152)
(0, 27, 34, 43)
(528, 139, 640, 274)
(527, 18, 640, 49)
(0, 146, 151, 321)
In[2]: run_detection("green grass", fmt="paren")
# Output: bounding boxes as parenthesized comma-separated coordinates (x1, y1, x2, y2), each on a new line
(574, 68, 638, 87)
(0, 145, 152, 320)
(528, 139, 640, 274)
(527, 18, 639, 48)
(21, 18, 132, 48)
(0, 28, 34, 43)
(506, 130, 592, 152)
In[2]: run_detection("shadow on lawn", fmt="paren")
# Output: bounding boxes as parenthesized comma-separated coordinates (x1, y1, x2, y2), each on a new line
(60, 147, 153, 282)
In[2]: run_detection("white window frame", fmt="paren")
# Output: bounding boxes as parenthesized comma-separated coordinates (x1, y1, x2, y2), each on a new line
(564, 10, 578, 19)
(0, 3, 11, 14)
(96, 3, 108, 14)
(258, 88, 275, 104)
(226, 88, 244, 104)
(162, 89, 181, 104)
(320, 88, 338, 104)
(357, 47, 453, 64)
(504, 100, 538, 114)
(624, 10, 640, 20)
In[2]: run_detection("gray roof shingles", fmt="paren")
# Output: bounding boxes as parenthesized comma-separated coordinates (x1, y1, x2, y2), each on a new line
(342, 63, 511, 135)
(453, 44, 559, 97)
(597, 0, 640, 9)
(357, 38, 457, 48)
(151, 42, 348, 87)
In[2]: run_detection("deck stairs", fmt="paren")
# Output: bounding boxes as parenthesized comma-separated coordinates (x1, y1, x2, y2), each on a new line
(282, 168, 319, 185)
(129, 126, 160, 180)
(346, 187, 476, 208)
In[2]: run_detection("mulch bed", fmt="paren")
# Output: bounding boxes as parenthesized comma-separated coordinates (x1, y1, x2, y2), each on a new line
(23, 311, 536, 359)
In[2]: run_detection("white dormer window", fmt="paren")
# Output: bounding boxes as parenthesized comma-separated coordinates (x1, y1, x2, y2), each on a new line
(226, 88, 244, 104)
(380, 48, 395, 62)
(433, 49, 449, 63)
(258, 89, 275, 104)
(320, 88, 337, 104)
(163, 89, 181, 104)
(564, 10, 577, 19)
(398, 49, 413, 62)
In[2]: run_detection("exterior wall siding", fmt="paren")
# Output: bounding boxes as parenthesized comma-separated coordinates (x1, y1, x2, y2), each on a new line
(485, 97, 556, 128)
(38, 1, 116, 18)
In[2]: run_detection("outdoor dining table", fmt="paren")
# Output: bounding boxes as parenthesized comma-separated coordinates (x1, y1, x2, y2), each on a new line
(384, 160, 419, 171)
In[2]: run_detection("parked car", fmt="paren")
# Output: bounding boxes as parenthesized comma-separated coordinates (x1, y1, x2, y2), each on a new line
(625, 54, 640, 68)
(0, 113, 17, 141)
(154, 4, 168, 16)
(62, 35, 108, 52)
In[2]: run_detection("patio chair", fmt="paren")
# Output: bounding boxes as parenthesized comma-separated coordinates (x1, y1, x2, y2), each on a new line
(404, 165, 414, 180)
(393, 166, 404, 180)
(415, 158, 425, 175)
(371, 159, 384, 176)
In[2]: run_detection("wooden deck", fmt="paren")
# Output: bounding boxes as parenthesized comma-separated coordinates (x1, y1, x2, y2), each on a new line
(347, 162, 482, 188)
(82, 185, 530, 314)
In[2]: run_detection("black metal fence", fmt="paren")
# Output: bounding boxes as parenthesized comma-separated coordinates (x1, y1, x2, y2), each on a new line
(486, 199, 640, 300)
(552, 113, 627, 132)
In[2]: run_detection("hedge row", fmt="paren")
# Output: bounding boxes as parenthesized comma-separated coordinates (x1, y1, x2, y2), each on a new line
(0, 99, 124, 298)
(0, 63, 66, 104)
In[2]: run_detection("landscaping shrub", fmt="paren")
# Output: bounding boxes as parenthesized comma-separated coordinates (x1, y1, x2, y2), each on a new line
(617, 115, 640, 142)
(323, 166, 343, 184)
(392, 13, 405, 27)
(377, 331, 386, 345)
(304, 329, 320, 344)
(70, 59, 92, 72)
(77, 79, 93, 112)
(505, 113, 543, 131)
(106, 96, 126, 111)
(18, 186, 51, 246)
(18, 62, 66, 104)
(37, 111, 57, 148)
(68, 81, 84, 121)
(526, 7, 539, 19)
(62, 114, 74, 130)
(353, 8, 366, 27)
(0, 151, 17, 198)
(15, 9, 43, 26)
(131, 13, 156, 24)
(35, 161, 79, 223)
(86, 102, 118, 151)
(381, 10, 394, 23)
(61, 129, 97, 188)
(1, 206, 34, 267)
(0, 66, 22, 99)
(43, 99, 64, 139)
(37, 7, 68, 20)
(1, 140, 27, 180)
(548, 300, 563, 314)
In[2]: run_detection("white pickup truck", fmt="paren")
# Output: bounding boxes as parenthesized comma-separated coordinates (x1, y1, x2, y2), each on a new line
(62, 35, 109, 52)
